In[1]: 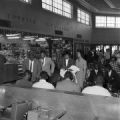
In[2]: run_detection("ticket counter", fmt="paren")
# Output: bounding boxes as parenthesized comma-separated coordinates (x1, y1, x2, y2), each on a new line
(0, 86, 120, 120)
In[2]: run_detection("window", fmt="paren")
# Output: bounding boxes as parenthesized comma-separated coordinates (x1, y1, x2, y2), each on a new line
(42, 0, 72, 18)
(116, 17, 120, 28)
(63, 0, 72, 18)
(96, 16, 106, 27)
(107, 17, 115, 28)
(96, 16, 120, 28)
(19, 0, 31, 4)
(42, 0, 52, 11)
(53, 0, 62, 15)
(77, 9, 90, 25)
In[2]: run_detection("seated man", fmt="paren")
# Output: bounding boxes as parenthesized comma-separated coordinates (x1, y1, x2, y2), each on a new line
(32, 71, 54, 89)
(104, 64, 120, 93)
(82, 74, 111, 97)
(56, 71, 80, 92)
(16, 70, 33, 88)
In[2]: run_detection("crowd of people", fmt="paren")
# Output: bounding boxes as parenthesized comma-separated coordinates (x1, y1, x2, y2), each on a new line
(14, 48, 120, 97)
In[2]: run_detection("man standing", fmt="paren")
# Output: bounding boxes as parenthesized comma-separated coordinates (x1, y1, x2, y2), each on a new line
(59, 51, 74, 70)
(23, 52, 41, 82)
(76, 50, 87, 89)
(40, 50, 55, 76)
(105, 64, 120, 92)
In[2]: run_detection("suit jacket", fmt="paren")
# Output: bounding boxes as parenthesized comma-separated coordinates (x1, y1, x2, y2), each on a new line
(56, 79, 80, 92)
(105, 70, 120, 91)
(23, 59, 41, 82)
(40, 57, 55, 76)
(87, 51, 98, 63)
(59, 58, 74, 70)
(88, 69, 103, 84)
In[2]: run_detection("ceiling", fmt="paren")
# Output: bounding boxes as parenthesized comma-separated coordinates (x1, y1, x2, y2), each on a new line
(77, 0, 120, 14)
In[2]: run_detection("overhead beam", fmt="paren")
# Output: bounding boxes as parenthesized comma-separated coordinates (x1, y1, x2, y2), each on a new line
(104, 0, 116, 8)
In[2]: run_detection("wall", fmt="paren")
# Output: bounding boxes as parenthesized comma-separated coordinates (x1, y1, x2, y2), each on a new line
(92, 14, 120, 44)
(0, 0, 92, 42)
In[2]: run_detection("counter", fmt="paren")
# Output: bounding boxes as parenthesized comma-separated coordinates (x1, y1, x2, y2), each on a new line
(0, 64, 18, 84)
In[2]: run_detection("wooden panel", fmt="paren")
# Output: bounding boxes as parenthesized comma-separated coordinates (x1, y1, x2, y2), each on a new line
(0, 64, 18, 84)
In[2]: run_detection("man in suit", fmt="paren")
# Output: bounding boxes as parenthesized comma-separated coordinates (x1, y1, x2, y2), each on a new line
(105, 64, 120, 92)
(87, 48, 98, 63)
(40, 50, 55, 76)
(88, 63, 103, 85)
(59, 51, 74, 70)
(23, 52, 41, 82)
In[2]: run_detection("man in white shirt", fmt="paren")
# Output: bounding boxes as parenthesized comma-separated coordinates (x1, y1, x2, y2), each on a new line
(23, 52, 41, 82)
(32, 71, 54, 89)
(82, 74, 111, 97)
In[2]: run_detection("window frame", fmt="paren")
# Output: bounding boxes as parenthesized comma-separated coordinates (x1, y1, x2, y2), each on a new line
(77, 8, 90, 25)
(95, 16, 120, 28)
(42, 0, 73, 18)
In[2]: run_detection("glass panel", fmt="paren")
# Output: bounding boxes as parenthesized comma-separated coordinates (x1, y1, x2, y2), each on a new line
(96, 16, 106, 27)
(63, 0, 72, 18)
(77, 8, 90, 25)
(42, 0, 52, 11)
(42, 0, 72, 18)
(107, 17, 115, 28)
(116, 17, 120, 28)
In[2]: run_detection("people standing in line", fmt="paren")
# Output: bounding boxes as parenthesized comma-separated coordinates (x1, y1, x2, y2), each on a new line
(75, 50, 87, 90)
(23, 52, 42, 82)
(40, 50, 55, 77)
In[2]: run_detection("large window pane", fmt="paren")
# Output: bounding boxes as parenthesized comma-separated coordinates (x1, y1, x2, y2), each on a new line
(63, 0, 72, 18)
(42, 0, 52, 11)
(53, 0, 62, 15)
(77, 8, 90, 25)
(107, 17, 115, 28)
(95, 16, 120, 28)
(116, 17, 120, 28)
(96, 16, 106, 28)
(42, 0, 72, 18)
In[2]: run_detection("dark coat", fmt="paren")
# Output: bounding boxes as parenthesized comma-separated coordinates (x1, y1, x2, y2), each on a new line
(88, 69, 103, 84)
(105, 70, 120, 92)
(59, 58, 75, 70)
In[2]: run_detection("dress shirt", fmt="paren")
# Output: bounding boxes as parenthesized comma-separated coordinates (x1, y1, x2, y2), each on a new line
(41, 58, 45, 66)
(66, 59, 69, 67)
(29, 60, 34, 72)
(95, 69, 98, 74)
(82, 86, 111, 96)
(108, 70, 112, 77)
(32, 79, 54, 89)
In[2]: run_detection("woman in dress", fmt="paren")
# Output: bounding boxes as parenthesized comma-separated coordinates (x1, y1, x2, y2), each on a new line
(76, 50, 87, 90)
